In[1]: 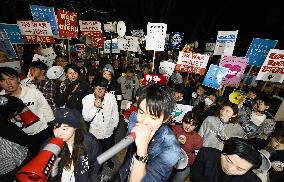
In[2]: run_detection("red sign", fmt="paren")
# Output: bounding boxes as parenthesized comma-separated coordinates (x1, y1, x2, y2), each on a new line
(57, 9, 78, 38)
(144, 74, 167, 85)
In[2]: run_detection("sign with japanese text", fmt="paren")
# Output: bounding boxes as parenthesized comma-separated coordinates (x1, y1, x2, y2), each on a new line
(220, 56, 248, 87)
(17, 20, 54, 43)
(202, 64, 229, 89)
(246, 38, 278, 67)
(256, 49, 284, 83)
(144, 74, 167, 85)
(213, 30, 238, 56)
(175, 51, 209, 75)
(56, 9, 78, 38)
(30, 5, 58, 36)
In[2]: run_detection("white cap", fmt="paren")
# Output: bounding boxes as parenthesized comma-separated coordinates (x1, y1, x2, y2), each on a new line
(47, 66, 65, 81)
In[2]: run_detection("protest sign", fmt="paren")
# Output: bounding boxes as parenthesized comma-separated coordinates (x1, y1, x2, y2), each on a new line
(213, 30, 238, 56)
(175, 51, 209, 75)
(202, 64, 229, 89)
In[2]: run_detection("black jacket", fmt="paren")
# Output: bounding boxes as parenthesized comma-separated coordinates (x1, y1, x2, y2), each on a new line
(57, 78, 91, 112)
(49, 133, 102, 182)
(108, 80, 122, 109)
(191, 147, 261, 182)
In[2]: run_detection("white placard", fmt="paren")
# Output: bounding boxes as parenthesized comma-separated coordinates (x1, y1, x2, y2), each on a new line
(159, 60, 176, 78)
(256, 49, 284, 83)
(146, 22, 167, 51)
(118, 36, 139, 52)
(213, 30, 238, 56)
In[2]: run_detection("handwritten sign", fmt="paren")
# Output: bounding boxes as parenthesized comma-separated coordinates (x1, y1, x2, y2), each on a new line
(0, 29, 17, 58)
(57, 9, 78, 38)
(79, 20, 101, 37)
(175, 51, 209, 75)
(202, 64, 229, 89)
(214, 30, 238, 56)
(30, 5, 58, 36)
(17, 21, 54, 43)
(256, 49, 284, 83)
(246, 38, 278, 67)
(220, 56, 248, 87)
(144, 74, 167, 85)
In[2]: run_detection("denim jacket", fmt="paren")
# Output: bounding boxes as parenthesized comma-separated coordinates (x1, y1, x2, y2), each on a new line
(120, 112, 181, 182)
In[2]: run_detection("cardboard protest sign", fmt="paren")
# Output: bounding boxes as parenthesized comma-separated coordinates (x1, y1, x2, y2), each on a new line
(202, 64, 229, 89)
(159, 60, 176, 78)
(104, 40, 119, 53)
(175, 51, 209, 75)
(56, 9, 78, 38)
(79, 20, 101, 37)
(0, 23, 23, 44)
(144, 74, 167, 85)
(246, 38, 278, 67)
(220, 56, 248, 87)
(17, 21, 54, 43)
(213, 30, 238, 56)
(146, 23, 167, 51)
(256, 49, 284, 83)
(30, 5, 58, 36)
(0, 29, 18, 59)
(0, 60, 21, 72)
(118, 36, 139, 52)
(168, 32, 184, 49)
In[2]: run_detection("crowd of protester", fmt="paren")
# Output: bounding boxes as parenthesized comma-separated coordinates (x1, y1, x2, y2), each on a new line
(0, 45, 283, 182)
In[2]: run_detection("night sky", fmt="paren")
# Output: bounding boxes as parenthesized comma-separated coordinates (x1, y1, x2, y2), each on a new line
(1, 0, 284, 56)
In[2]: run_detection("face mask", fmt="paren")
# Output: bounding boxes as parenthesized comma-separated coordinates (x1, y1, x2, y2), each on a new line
(192, 92, 197, 98)
(204, 98, 213, 106)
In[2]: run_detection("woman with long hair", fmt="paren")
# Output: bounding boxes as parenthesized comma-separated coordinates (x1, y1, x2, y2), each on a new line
(49, 108, 101, 182)
(198, 102, 244, 150)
